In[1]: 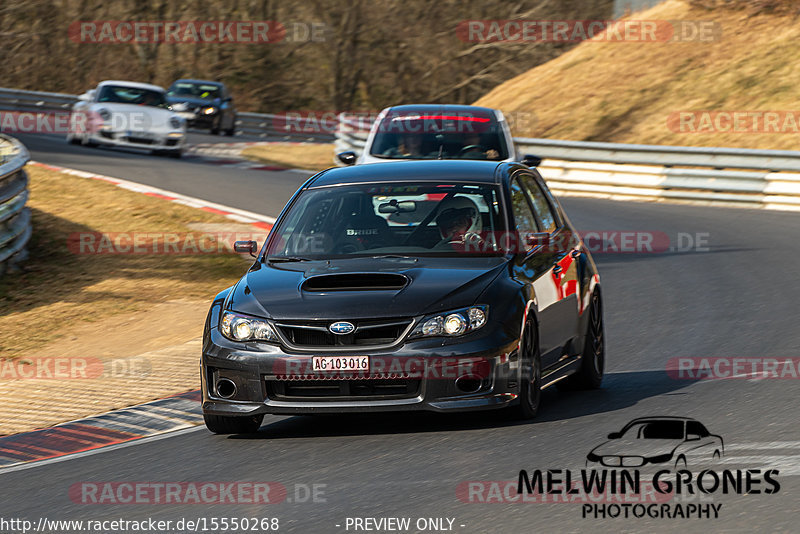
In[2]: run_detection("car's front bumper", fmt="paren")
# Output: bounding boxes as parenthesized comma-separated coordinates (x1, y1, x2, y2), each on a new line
(90, 130, 185, 150)
(201, 325, 522, 416)
(174, 111, 216, 128)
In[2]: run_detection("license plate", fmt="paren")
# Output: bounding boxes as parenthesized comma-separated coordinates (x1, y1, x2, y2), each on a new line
(312, 356, 369, 372)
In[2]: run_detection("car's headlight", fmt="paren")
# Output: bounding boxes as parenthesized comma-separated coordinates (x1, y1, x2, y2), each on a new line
(97, 108, 111, 121)
(220, 311, 278, 342)
(647, 453, 674, 464)
(169, 116, 183, 129)
(202, 106, 217, 115)
(410, 305, 488, 339)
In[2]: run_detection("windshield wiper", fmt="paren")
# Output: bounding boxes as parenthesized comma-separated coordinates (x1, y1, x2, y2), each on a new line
(368, 254, 418, 261)
(267, 256, 312, 263)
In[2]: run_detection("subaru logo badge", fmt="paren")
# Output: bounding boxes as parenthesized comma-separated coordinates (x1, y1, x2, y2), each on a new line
(329, 321, 355, 335)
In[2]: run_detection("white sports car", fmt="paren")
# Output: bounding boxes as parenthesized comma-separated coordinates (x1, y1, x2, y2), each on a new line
(67, 80, 186, 158)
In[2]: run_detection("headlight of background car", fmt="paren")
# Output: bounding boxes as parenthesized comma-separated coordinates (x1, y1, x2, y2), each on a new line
(220, 311, 278, 342)
(409, 305, 488, 338)
(202, 106, 217, 115)
(169, 116, 183, 129)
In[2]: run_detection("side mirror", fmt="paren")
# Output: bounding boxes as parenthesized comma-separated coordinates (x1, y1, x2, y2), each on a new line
(525, 232, 550, 247)
(337, 151, 357, 166)
(607, 432, 621, 440)
(223, 96, 232, 103)
(521, 154, 542, 168)
(234, 240, 258, 258)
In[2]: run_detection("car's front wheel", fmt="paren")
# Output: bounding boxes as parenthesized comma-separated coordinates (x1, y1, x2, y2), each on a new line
(203, 413, 264, 435)
(513, 317, 541, 420)
(224, 114, 236, 136)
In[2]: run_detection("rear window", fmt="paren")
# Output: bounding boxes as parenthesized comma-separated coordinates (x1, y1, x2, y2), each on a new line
(369, 111, 509, 161)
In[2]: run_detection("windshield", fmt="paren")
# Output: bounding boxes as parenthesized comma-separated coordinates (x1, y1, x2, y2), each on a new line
(369, 112, 509, 161)
(621, 421, 685, 440)
(97, 85, 168, 108)
(167, 82, 221, 100)
(266, 182, 509, 259)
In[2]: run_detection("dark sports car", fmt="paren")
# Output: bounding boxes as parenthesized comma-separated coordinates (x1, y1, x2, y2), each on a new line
(201, 160, 604, 434)
(166, 79, 237, 135)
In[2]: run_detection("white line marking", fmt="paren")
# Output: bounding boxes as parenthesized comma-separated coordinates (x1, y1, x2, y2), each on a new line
(29, 161, 277, 224)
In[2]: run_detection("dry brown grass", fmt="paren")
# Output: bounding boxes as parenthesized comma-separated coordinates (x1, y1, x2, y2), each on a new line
(241, 143, 337, 172)
(0, 166, 249, 358)
(476, 0, 800, 150)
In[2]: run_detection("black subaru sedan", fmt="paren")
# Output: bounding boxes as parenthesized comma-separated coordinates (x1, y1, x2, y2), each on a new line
(201, 160, 604, 434)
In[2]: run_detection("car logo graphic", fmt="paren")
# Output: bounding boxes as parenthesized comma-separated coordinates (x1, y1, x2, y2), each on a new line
(329, 321, 355, 335)
(586, 417, 724, 469)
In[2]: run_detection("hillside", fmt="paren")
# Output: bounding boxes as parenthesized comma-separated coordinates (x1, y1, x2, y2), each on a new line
(475, 0, 800, 150)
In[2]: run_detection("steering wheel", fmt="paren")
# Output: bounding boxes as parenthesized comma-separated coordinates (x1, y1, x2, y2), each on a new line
(443, 232, 485, 249)
(458, 145, 485, 157)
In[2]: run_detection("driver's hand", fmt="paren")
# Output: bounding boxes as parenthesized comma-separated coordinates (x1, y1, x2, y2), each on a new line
(486, 149, 500, 160)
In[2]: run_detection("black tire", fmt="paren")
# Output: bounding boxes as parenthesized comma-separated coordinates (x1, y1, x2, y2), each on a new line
(203, 413, 263, 435)
(168, 149, 183, 159)
(211, 116, 221, 135)
(513, 318, 542, 420)
(67, 134, 80, 145)
(559, 290, 604, 390)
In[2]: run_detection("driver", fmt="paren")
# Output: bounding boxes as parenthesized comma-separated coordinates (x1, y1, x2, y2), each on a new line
(461, 133, 500, 160)
(383, 133, 425, 158)
(433, 196, 482, 249)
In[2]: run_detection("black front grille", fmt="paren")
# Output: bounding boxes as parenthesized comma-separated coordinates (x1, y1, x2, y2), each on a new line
(276, 319, 411, 347)
(267, 378, 420, 399)
(127, 136, 154, 145)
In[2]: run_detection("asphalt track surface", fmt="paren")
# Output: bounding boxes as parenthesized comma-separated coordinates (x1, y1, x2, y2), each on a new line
(2, 132, 800, 533)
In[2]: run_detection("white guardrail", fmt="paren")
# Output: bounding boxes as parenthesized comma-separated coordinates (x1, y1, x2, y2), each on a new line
(335, 113, 800, 211)
(0, 87, 334, 142)
(0, 134, 31, 276)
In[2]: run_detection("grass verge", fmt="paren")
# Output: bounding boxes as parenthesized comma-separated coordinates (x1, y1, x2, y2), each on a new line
(475, 0, 800, 150)
(241, 142, 336, 172)
(0, 165, 249, 359)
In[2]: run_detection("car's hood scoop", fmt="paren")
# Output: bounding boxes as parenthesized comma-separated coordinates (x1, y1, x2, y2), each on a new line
(301, 273, 408, 292)
(228, 256, 507, 320)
